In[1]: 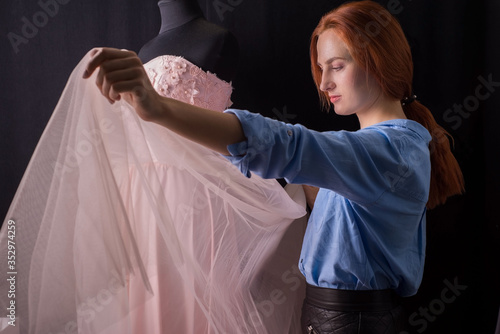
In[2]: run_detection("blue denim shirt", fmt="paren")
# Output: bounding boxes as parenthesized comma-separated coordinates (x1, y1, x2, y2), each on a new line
(223, 109, 431, 296)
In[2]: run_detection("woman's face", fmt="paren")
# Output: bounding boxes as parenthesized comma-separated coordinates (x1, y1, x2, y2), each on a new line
(316, 29, 381, 117)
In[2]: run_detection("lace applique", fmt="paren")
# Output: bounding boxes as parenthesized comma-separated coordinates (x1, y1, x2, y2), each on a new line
(144, 55, 233, 112)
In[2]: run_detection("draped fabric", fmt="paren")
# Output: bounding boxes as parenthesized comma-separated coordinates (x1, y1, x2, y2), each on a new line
(0, 52, 308, 334)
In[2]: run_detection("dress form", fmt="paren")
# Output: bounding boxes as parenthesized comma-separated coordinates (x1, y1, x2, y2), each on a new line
(0, 1, 309, 332)
(139, 0, 239, 82)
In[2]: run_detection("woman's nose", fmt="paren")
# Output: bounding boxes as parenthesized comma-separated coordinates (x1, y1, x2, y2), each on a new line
(319, 73, 335, 92)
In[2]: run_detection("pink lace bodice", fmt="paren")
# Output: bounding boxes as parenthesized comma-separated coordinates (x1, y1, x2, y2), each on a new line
(144, 55, 233, 112)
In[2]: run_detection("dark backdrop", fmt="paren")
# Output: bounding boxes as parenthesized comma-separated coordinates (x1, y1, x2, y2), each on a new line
(1, 0, 499, 333)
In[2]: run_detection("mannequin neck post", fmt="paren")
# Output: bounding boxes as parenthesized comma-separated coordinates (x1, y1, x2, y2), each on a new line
(158, 0, 202, 33)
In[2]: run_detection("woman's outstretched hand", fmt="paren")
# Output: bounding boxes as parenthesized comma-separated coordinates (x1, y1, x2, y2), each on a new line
(82, 47, 162, 122)
(82, 47, 245, 155)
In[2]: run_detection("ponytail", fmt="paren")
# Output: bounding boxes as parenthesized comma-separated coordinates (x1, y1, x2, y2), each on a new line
(403, 101, 465, 209)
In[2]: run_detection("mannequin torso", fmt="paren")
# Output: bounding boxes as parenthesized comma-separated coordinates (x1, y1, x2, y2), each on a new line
(139, 0, 239, 82)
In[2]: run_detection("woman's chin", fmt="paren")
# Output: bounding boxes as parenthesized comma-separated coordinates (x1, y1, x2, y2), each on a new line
(332, 108, 351, 117)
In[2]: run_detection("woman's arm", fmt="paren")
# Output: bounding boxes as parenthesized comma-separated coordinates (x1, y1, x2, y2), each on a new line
(151, 98, 245, 155)
(83, 48, 427, 205)
(83, 47, 245, 155)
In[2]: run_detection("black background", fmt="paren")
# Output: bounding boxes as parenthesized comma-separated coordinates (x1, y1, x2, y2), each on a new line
(1, 0, 499, 332)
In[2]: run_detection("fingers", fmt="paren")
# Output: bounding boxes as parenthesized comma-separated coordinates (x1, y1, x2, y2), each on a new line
(82, 47, 137, 79)
(101, 69, 145, 103)
(100, 71, 145, 104)
(96, 59, 143, 101)
(82, 47, 147, 103)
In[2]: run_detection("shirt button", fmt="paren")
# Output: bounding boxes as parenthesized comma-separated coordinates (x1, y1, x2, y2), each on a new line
(287, 129, 293, 136)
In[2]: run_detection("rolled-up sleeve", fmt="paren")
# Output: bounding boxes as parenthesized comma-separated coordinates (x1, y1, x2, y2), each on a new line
(223, 109, 431, 205)
(224, 109, 297, 178)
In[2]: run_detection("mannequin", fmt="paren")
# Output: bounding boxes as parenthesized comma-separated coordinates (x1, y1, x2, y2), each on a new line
(138, 0, 239, 82)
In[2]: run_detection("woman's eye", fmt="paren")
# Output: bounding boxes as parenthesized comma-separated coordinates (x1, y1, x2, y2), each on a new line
(332, 66, 343, 71)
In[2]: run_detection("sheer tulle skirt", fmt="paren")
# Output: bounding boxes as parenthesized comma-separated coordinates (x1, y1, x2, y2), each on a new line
(0, 53, 307, 333)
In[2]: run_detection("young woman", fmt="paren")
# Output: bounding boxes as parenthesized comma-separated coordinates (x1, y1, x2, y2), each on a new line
(83, 1, 464, 333)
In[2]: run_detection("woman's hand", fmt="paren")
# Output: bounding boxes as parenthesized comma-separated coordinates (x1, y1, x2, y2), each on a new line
(83, 47, 162, 122)
(82, 47, 245, 155)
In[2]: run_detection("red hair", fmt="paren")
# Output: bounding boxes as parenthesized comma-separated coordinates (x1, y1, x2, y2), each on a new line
(310, 0, 464, 209)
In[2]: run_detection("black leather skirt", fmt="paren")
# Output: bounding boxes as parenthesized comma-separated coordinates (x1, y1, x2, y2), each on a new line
(301, 284, 406, 334)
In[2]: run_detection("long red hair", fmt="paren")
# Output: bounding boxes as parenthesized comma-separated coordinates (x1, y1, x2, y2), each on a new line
(310, 0, 464, 209)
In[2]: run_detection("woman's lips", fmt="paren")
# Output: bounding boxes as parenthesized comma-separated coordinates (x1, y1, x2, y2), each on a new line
(330, 95, 341, 103)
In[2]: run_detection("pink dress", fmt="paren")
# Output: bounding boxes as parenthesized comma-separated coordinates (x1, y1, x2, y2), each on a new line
(0, 52, 307, 333)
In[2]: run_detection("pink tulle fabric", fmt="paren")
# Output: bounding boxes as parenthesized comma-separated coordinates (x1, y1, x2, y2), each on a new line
(0, 52, 308, 334)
